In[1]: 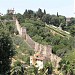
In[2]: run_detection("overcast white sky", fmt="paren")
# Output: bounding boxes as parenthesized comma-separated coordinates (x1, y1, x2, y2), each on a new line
(0, 0, 74, 17)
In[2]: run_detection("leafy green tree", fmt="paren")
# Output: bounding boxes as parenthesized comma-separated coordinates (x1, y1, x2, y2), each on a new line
(11, 61, 27, 75)
(52, 44, 65, 54)
(0, 31, 15, 75)
(0, 16, 6, 20)
(68, 18, 75, 26)
(51, 35, 61, 45)
(70, 25, 75, 36)
(27, 10, 34, 18)
(0, 14, 13, 20)
(42, 14, 51, 24)
(59, 59, 74, 75)
(32, 34, 43, 43)
(23, 9, 34, 19)
(27, 65, 38, 75)
(59, 15, 66, 30)
(44, 62, 53, 75)
(50, 15, 60, 27)
(16, 13, 24, 23)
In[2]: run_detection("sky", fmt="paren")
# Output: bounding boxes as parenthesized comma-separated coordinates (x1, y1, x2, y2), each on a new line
(0, 0, 74, 17)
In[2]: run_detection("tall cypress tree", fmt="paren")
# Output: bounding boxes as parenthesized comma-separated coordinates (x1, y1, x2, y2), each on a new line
(57, 12, 59, 17)
(44, 9, 46, 15)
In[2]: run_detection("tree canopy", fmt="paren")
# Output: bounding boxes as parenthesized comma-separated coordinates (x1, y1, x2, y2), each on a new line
(0, 29, 15, 75)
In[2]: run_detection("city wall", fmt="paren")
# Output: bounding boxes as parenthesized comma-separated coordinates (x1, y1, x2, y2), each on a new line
(15, 19, 61, 68)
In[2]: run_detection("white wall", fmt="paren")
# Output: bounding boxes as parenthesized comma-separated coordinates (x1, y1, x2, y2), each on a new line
(36, 60, 43, 70)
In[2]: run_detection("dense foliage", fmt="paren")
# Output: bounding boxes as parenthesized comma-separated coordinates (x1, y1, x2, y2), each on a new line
(0, 22, 15, 74)
(16, 8, 75, 37)
(0, 18, 34, 74)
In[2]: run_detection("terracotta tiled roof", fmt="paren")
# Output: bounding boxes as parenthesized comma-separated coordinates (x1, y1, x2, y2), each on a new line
(36, 57, 45, 61)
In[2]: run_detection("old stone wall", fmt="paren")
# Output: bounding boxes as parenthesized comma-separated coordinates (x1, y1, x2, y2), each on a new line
(15, 19, 21, 35)
(15, 19, 61, 68)
(50, 54, 61, 68)
(26, 34, 35, 49)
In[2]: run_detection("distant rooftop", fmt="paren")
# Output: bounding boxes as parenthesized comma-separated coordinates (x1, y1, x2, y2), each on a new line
(66, 17, 71, 22)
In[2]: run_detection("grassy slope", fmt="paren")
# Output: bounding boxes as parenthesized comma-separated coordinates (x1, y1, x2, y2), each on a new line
(12, 35, 34, 64)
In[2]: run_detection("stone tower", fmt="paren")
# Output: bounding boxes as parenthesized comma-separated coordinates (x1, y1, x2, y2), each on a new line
(7, 8, 15, 14)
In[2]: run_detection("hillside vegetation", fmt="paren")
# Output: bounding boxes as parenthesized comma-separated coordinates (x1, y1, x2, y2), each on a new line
(0, 8, 75, 75)
(12, 35, 34, 64)
(21, 19, 75, 56)
(20, 18, 75, 74)
(16, 8, 75, 75)
(0, 20, 34, 74)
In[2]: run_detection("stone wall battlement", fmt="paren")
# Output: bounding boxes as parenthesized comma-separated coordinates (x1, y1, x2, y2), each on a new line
(15, 19, 61, 68)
